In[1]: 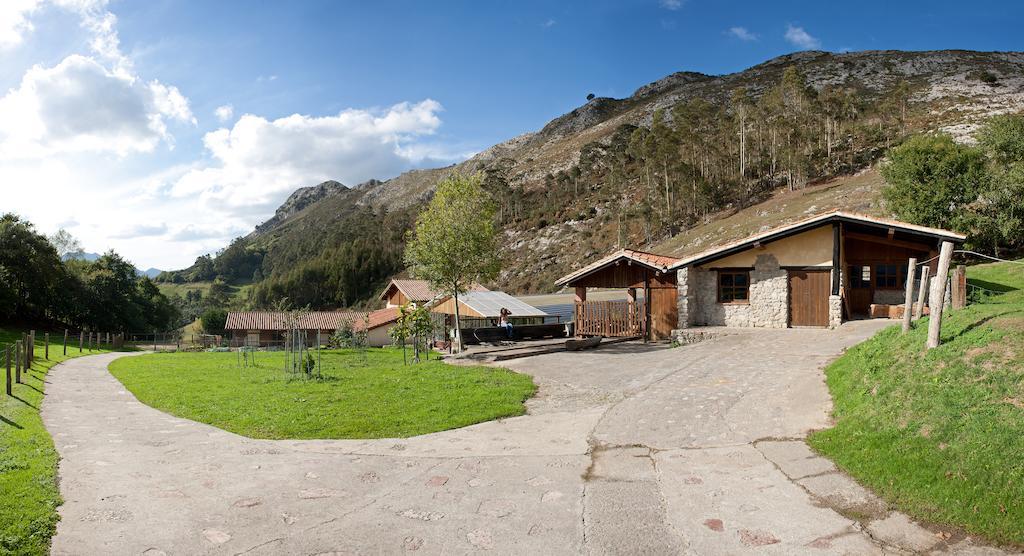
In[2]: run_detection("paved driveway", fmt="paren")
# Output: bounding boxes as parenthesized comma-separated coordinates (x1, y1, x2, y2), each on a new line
(42, 321, 1006, 555)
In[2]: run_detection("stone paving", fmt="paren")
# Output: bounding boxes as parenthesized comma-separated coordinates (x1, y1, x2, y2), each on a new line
(41, 321, 1015, 555)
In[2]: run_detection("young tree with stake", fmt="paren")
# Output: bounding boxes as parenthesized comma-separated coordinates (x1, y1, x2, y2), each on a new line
(404, 172, 501, 352)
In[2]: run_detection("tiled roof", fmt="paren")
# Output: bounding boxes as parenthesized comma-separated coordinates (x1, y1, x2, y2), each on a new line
(226, 309, 400, 333)
(352, 307, 400, 331)
(555, 249, 681, 287)
(669, 211, 966, 269)
(224, 311, 354, 331)
(379, 278, 489, 302)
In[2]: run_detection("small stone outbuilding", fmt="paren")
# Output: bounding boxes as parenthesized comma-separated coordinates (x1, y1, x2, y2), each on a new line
(557, 211, 966, 336)
(672, 212, 965, 329)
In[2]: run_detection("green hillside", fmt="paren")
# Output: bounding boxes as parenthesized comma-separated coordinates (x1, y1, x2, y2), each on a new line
(810, 260, 1024, 545)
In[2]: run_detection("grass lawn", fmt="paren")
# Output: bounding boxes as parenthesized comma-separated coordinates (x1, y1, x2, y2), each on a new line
(108, 348, 537, 439)
(809, 259, 1024, 545)
(0, 329, 111, 555)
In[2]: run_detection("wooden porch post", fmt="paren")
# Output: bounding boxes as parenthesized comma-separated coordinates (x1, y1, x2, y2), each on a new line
(643, 276, 651, 343)
(574, 287, 587, 337)
(627, 288, 637, 334)
(831, 222, 841, 296)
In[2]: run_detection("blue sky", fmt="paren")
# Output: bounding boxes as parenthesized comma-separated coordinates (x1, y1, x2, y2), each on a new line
(2, 0, 1022, 269)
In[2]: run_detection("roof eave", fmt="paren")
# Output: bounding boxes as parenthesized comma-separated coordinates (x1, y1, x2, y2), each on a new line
(555, 252, 672, 287)
(670, 214, 967, 270)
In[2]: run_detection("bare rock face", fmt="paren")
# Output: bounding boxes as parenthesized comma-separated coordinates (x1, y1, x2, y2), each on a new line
(252, 180, 347, 236)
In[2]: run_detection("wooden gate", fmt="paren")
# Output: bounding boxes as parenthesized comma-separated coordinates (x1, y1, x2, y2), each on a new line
(649, 287, 678, 340)
(789, 269, 830, 327)
(574, 300, 643, 338)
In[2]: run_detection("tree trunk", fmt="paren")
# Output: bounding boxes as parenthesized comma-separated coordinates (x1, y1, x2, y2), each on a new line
(453, 289, 464, 353)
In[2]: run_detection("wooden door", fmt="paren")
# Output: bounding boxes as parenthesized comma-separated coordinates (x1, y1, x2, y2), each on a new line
(847, 265, 872, 316)
(788, 270, 830, 327)
(649, 287, 678, 340)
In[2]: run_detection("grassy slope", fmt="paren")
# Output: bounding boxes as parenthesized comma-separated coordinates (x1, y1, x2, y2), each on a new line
(0, 330, 110, 555)
(155, 281, 254, 303)
(109, 349, 537, 439)
(809, 260, 1024, 545)
(654, 168, 887, 258)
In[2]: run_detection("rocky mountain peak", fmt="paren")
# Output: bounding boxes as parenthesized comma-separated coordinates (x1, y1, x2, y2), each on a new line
(252, 180, 348, 236)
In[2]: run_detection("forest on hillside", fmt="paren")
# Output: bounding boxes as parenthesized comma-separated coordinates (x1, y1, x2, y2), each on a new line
(488, 67, 914, 245)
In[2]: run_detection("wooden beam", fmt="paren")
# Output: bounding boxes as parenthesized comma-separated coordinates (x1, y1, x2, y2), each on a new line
(831, 222, 841, 296)
(844, 230, 933, 252)
(887, 227, 895, 240)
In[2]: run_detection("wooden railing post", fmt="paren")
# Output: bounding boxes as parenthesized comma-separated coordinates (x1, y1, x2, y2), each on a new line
(915, 266, 930, 320)
(5, 346, 11, 396)
(927, 241, 955, 349)
(79, 331, 84, 353)
(15, 340, 22, 384)
(45, 332, 49, 360)
(902, 258, 917, 333)
(952, 265, 967, 309)
(63, 329, 68, 356)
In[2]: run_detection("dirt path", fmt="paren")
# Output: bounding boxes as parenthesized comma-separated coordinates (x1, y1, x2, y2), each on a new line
(42, 322, 1007, 554)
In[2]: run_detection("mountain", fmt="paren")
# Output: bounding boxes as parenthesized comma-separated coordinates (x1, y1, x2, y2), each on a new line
(64, 252, 101, 262)
(161, 49, 1024, 309)
(66, 252, 163, 278)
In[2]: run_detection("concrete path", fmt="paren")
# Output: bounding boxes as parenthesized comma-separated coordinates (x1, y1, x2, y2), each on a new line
(42, 322, 1011, 555)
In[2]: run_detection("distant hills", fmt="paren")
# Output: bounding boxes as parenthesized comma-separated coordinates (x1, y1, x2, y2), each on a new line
(66, 252, 164, 279)
(159, 49, 1024, 309)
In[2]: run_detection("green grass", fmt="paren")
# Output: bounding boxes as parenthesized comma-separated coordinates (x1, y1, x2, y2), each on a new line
(0, 329, 111, 556)
(809, 259, 1024, 545)
(108, 348, 537, 439)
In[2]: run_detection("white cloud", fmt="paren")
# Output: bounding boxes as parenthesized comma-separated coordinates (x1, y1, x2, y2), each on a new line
(0, 0, 41, 49)
(214, 104, 234, 122)
(660, 0, 683, 10)
(727, 26, 758, 41)
(171, 99, 452, 217)
(109, 222, 168, 239)
(542, 18, 556, 28)
(784, 24, 820, 50)
(0, 54, 194, 158)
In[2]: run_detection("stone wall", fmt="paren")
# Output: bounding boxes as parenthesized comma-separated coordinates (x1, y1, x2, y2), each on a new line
(828, 295, 842, 329)
(748, 254, 788, 328)
(686, 254, 789, 328)
(675, 267, 696, 328)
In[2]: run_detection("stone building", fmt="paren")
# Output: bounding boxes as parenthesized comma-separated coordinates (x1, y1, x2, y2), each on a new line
(556, 211, 965, 338)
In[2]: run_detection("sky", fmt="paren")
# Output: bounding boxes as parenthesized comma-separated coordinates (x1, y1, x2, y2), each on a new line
(2, 0, 1023, 271)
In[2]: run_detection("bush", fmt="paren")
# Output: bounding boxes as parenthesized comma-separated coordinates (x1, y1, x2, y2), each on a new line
(200, 308, 228, 336)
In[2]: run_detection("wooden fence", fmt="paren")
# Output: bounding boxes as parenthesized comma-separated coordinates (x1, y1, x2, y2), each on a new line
(574, 300, 644, 338)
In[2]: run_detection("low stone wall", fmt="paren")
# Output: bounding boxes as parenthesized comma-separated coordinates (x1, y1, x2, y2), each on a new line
(671, 328, 731, 345)
(872, 289, 907, 305)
